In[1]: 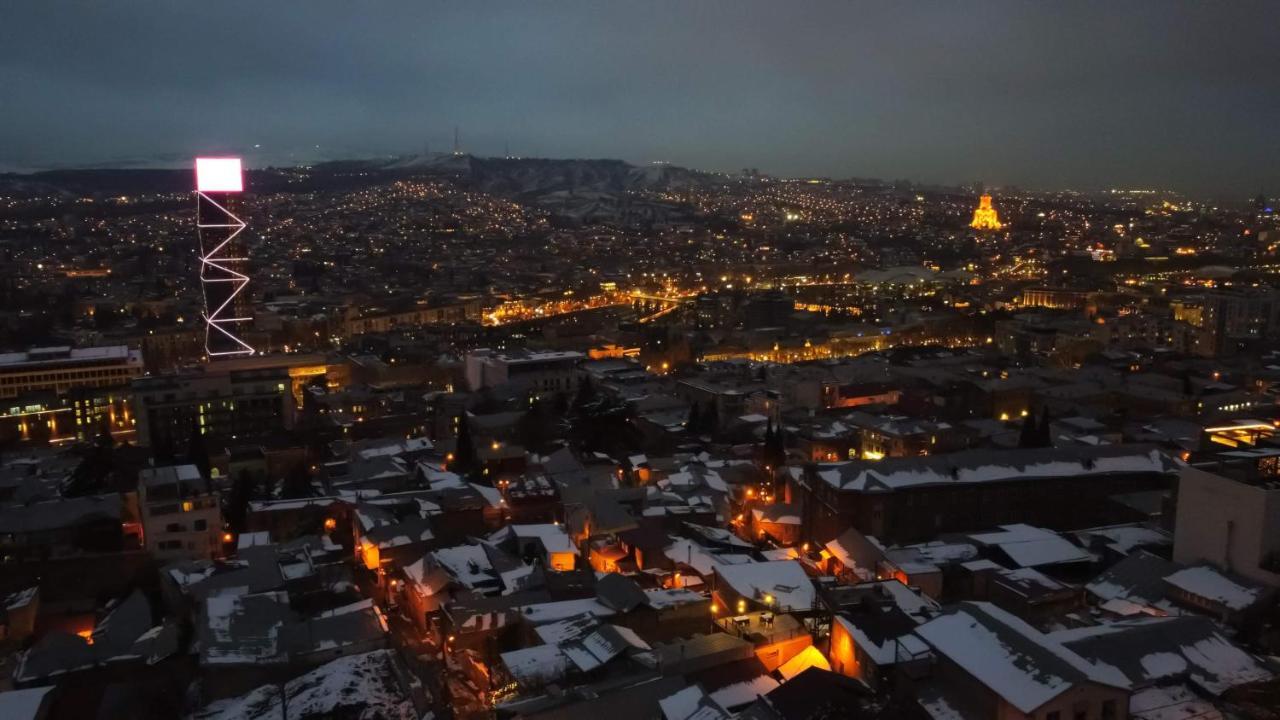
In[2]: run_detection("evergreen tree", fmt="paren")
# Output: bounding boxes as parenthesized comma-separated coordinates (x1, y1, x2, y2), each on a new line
(226, 469, 253, 533)
(1037, 407, 1053, 448)
(64, 419, 116, 497)
(453, 413, 478, 477)
(771, 422, 786, 467)
(702, 402, 719, 435)
(1018, 412, 1038, 449)
(281, 463, 312, 499)
(517, 399, 558, 453)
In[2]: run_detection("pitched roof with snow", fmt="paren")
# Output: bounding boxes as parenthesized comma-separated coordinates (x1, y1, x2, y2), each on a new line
(1163, 565, 1267, 612)
(659, 685, 731, 720)
(715, 560, 814, 611)
(193, 649, 416, 720)
(968, 524, 1093, 568)
(1050, 615, 1272, 696)
(914, 602, 1129, 714)
(816, 445, 1176, 493)
(1085, 550, 1183, 613)
(199, 590, 292, 666)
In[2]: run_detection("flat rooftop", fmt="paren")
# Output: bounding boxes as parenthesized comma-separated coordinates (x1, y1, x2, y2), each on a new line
(0, 345, 138, 369)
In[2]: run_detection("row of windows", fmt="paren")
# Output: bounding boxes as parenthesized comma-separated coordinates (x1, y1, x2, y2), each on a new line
(0, 367, 138, 385)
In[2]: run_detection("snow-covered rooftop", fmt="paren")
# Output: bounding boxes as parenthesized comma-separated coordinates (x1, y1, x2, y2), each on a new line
(914, 602, 1128, 714)
(817, 445, 1175, 492)
(715, 560, 814, 611)
(969, 524, 1093, 568)
(1163, 565, 1265, 612)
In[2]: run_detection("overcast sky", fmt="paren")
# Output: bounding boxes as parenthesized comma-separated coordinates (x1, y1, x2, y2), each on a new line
(2, 2, 1276, 197)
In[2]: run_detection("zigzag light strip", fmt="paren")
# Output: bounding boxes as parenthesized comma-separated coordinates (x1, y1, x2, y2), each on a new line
(197, 191, 255, 356)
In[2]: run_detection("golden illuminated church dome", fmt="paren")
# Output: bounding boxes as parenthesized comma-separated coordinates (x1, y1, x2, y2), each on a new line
(970, 194, 1003, 231)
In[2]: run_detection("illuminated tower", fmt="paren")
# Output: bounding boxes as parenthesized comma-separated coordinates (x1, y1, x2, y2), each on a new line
(970, 194, 1003, 231)
(195, 157, 254, 357)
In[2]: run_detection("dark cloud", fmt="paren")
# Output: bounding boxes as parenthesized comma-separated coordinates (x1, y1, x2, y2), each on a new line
(1, 2, 1276, 196)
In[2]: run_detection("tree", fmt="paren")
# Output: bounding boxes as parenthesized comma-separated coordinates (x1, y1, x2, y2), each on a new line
(770, 421, 786, 468)
(1037, 407, 1053, 448)
(1018, 412, 1038, 449)
(225, 469, 254, 533)
(281, 463, 312, 499)
(453, 413, 478, 477)
(64, 418, 117, 497)
(686, 403, 702, 433)
(763, 419, 784, 468)
(702, 402, 719, 435)
(517, 399, 560, 453)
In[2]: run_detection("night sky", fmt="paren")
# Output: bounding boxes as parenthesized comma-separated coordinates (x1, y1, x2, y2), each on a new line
(2, 2, 1276, 197)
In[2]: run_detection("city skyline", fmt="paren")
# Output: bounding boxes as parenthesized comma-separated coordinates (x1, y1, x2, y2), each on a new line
(3, 5, 1280, 720)
(3, 2, 1278, 198)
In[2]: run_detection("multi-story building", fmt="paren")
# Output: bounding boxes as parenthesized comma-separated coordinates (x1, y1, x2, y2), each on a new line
(464, 349, 583, 395)
(1196, 289, 1280, 357)
(1019, 287, 1090, 310)
(341, 296, 484, 337)
(0, 345, 144, 444)
(138, 464, 224, 561)
(0, 345, 143, 400)
(793, 445, 1178, 544)
(132, 366, 295, 454)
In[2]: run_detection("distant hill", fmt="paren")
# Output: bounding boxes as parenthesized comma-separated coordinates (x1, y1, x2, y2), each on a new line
(0, 154, 715, 204)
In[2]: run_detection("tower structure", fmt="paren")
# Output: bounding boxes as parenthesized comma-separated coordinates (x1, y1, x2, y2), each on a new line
(970, 194, 1003, 231)
(195, 157, 254, 357)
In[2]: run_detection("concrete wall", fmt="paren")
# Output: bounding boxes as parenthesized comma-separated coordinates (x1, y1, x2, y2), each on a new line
(1174, 466, 1280, 588)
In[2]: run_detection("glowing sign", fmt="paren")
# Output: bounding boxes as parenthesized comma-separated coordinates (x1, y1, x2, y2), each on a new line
(195, 157, 243, 193)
